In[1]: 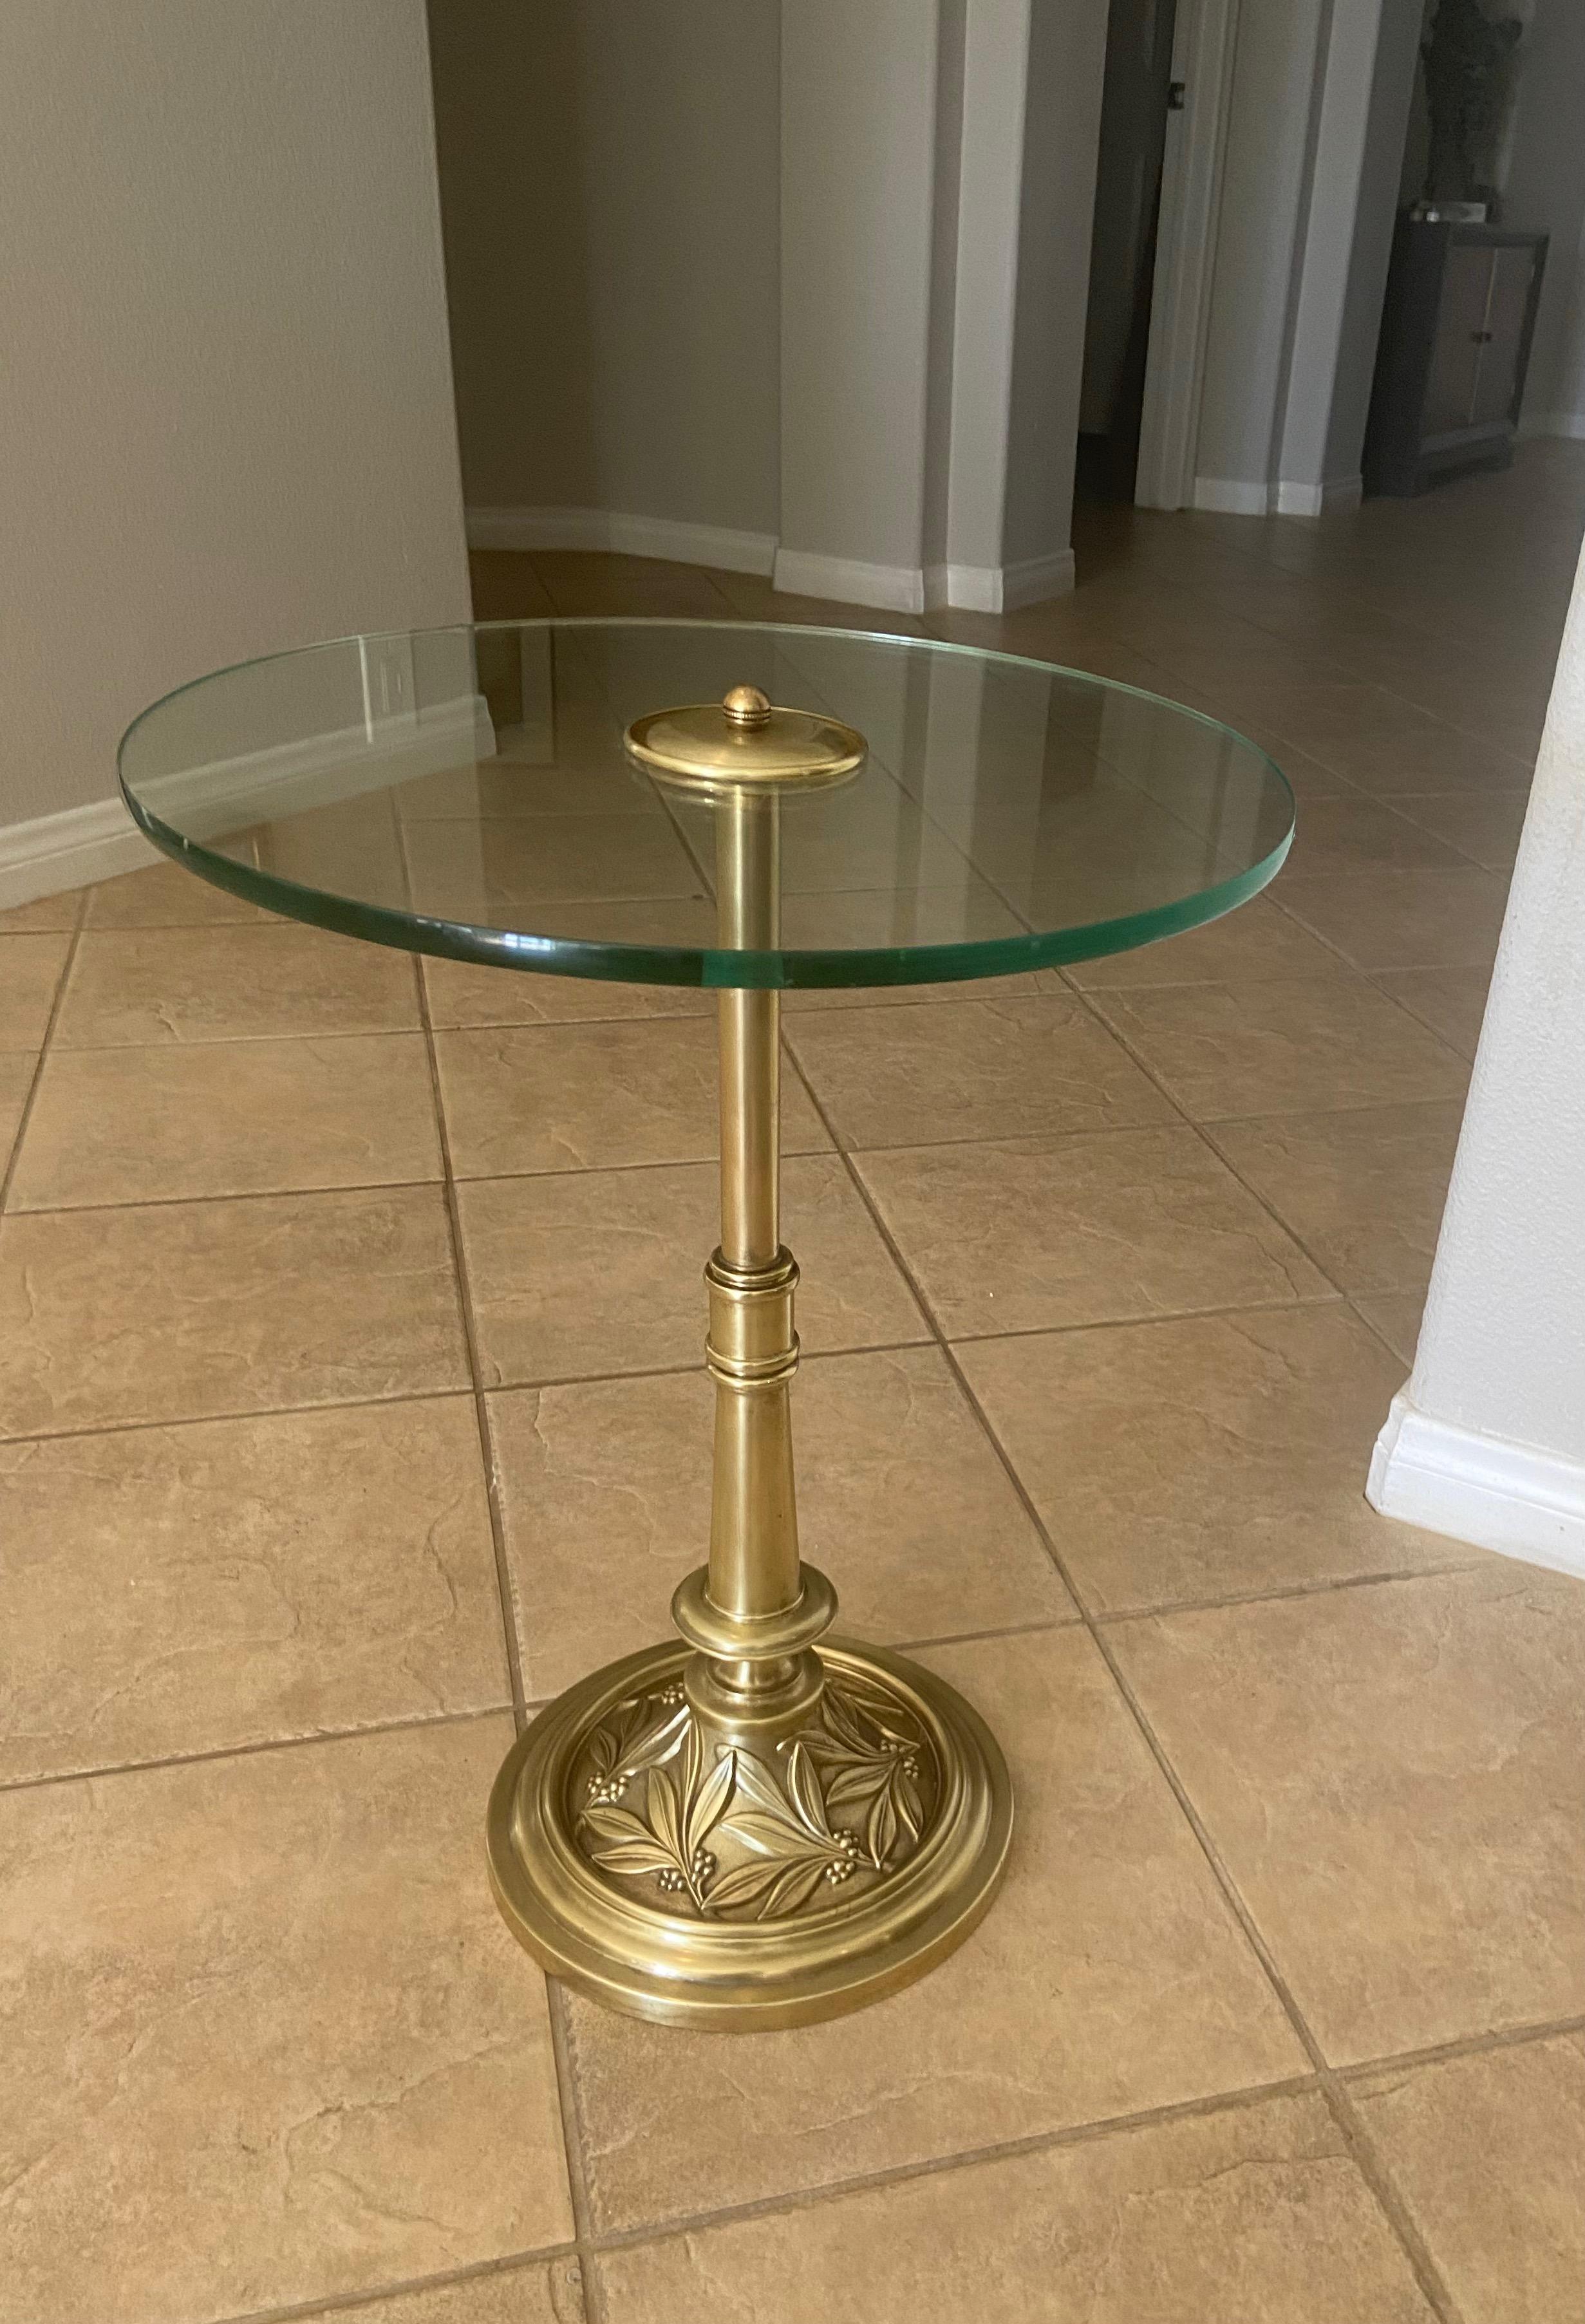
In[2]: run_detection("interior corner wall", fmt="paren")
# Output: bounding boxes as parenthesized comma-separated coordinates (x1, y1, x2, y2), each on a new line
(429, 0, 781, 539)
(1, 0, 469, 835)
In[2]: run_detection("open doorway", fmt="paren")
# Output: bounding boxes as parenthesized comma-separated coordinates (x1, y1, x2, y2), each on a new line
(1075, 0, 1179, 504)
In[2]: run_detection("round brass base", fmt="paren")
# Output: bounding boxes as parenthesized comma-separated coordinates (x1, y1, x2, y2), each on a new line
(487, 1637, 1012, 2030)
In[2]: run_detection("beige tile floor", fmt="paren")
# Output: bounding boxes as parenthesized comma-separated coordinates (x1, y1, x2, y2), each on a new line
(4, 443, 1585, 2323)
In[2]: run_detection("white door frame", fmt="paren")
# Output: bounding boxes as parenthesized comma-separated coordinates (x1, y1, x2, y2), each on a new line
(1134, 0, 1243, 509)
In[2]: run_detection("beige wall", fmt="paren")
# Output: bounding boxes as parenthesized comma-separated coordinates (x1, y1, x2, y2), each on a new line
(779, 0, 944, 576)
(429, 0, 781, 535)
(0, 0, 469, 835)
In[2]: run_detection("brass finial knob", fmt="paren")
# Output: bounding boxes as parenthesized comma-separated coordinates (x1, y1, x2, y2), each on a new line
(624, 686, 865, 794)
(722, 684, 773, 729)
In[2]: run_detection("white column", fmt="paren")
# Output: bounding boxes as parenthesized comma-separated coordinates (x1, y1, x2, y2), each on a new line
(1368, 539, 1585, 1577)
(777, 0, 1105, 615)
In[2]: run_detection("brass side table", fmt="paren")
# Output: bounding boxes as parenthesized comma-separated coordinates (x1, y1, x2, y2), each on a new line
(121, 617, 1293, 2030)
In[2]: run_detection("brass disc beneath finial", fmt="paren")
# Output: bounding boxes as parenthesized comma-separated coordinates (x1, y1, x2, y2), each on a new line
(625, 687, 866, 795)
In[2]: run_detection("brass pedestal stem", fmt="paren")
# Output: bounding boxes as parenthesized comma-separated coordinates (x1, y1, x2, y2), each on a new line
(486, 690, 1011, 2027)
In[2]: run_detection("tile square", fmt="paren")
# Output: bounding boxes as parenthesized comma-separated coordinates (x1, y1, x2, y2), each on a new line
(0, 892, 80, 933)
(0, 1398, 508, 1783)
(1374, 966, 1492, 1060)
(597, 2092, 1433, 2324)
(565, 1627, 1303, 2230)
(530, 549, 734, 618)
(301, 2265, 582, 2323)
(0, 933, 71, 1050)
(1389, 790, 1530, 872)
(84, 860, 276, 927)
(10, 1033, 442, 1210)
(1284, 798, 1468, 876)
(1089, 975, 1468, 1120)
(1354, 1288, 1425, 1367)
(459, 1152, 925, 1387)
(492, 1347, 1071, 1696)
(0, 1717, 571, 2321)
(1064, 897, 1347, 988)
(785, 995, 1174, 1148)
(422, 953, 711, 1029)
(858, 1125, 1327, 1338)
(435, 1018, 830, 1177)
(1277, 869, 1510, 971)
(1110, 1564, 1585, 2061)
(961, 1307, 1462, 1616)
(1351, 2034, 1585, 2324)
(0, 1185, 469, 1438)
(467, 547, 558, 619)
(55, 923, 419, 1047)
(406, 814, 706, 923)
(1210, 1101, 1463, 1294)
(1302, 704, 1530, 796)
(0, 1053, 35, 1179)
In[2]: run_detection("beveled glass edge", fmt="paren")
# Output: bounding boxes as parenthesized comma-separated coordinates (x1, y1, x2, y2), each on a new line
(117, 617, 1296, 989)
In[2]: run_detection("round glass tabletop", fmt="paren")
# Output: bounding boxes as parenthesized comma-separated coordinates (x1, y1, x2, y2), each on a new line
(118, 619, 1293, 989)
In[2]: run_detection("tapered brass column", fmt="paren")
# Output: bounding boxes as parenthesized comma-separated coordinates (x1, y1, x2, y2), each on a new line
(486, 684, 1012, 2029)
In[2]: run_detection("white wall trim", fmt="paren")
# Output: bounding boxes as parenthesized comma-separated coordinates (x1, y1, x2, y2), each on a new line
(1517, 412, 1585, 442)
(0, 796, 156, 910)
(1275, 472, 1364, 517)
(1367, 1391, 1585, 1582)
(771, 547, 929, 614)
(466, 505, 778, 577)
(932, 549, 1077, 614)
(469, 505, 1077, 616)
(0, 692, 492, 912)
(1192, 476, 1277, 515)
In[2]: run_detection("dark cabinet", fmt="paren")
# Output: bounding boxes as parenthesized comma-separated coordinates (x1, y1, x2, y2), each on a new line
(1364, 221, 1547, 496)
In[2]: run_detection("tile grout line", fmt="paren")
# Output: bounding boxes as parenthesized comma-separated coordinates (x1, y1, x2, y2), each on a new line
(776, 1030, 1468, 2324)
(581, 2070, 1326, 2279)
(0, 884, 89, 1217)
(406, 936, 606, 2315)
(203, 2235, 583, 2324)
(0, 1701, 514, 1799)
(1058, 971, 1380, 1313)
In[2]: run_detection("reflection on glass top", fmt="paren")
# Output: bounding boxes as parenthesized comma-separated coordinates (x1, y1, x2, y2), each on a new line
(118, 621, 1293, 988)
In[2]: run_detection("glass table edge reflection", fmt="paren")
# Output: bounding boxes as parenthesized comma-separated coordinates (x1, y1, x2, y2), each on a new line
(117, 615, 1295, 991)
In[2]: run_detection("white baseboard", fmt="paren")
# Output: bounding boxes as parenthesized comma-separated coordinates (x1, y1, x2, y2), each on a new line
(1192, 474, 1364, 519)
(0, 796, 157, 910)
(921, 551, 1077, 615)
(1276, 473, 1363, 518)
(771, 547, 930, 614)
(467, 505, 1079, 615)
(1192, 476, 1276, 516)
(466, 504, 776, 577)
(0, 692, 492, 913)
(1367, 1392, 1585, 1581)
(1517, 411, 1585, 442)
